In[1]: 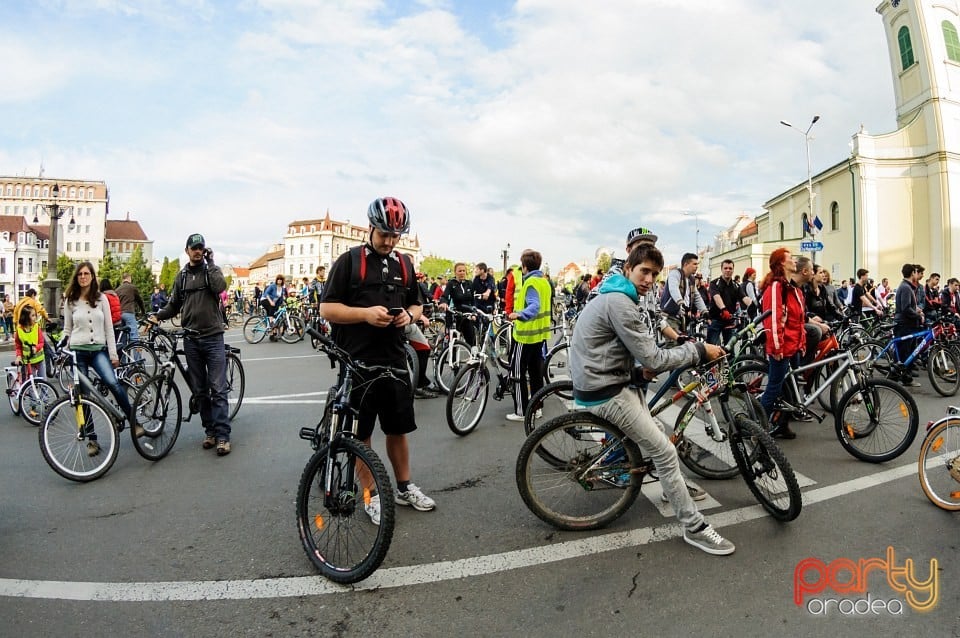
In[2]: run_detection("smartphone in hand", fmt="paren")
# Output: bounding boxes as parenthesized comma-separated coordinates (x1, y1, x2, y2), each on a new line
(387, 307, 404, 316)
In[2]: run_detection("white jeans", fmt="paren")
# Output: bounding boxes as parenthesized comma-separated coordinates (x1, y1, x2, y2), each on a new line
(586, 386, 704, 530)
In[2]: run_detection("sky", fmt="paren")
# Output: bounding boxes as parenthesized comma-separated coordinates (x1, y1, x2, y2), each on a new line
(0, 0, 897, 272)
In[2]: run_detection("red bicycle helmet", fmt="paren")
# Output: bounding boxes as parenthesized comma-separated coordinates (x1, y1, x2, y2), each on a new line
(367, 197, 411, 234)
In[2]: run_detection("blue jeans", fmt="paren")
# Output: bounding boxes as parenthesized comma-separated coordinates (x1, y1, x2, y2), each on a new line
(706, 319, 733, 346)
(121, 312, 139, 344)
(760, 355, 795, 417)
(75, 348, 133, 418)
(183, 333, 230, 441)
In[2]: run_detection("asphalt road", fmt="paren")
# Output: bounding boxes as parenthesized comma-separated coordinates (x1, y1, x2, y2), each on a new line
(0, 327, 958, 637)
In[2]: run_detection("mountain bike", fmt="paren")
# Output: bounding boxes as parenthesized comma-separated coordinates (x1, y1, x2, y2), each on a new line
(918, 406, 960, 510)
(515, 353, 801, 530)
(242, 303, 304, 344)
(5, 362, 58, 426)
(857, 319, 960, 397)
(296, 327, 397, 583)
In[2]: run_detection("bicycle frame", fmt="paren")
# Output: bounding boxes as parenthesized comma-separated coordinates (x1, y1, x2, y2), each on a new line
(875, 327, 935, 369)
(776, 350, 859, 412)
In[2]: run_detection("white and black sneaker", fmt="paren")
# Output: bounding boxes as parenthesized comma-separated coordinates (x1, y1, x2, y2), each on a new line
(683, 523, 735, 556)
(395, 483, 436, 511)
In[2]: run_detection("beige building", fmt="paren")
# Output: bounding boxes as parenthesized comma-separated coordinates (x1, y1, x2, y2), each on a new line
(716, 0, 960, 283)
(104, 214, 153, 265)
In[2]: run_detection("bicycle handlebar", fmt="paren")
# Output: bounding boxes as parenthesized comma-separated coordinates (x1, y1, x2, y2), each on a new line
(306, 327, 409, 379)
(722, 309, 771, 351)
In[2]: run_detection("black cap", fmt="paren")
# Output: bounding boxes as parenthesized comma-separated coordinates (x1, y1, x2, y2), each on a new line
(186, 233, 205, 249)
(626, 227, 658, 247)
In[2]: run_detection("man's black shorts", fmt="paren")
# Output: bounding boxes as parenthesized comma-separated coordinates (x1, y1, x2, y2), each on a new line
(349, 371, 417, 440)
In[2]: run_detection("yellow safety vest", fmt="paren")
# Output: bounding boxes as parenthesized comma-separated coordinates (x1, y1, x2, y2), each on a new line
(510, 266, 524, 312)
(513, 274, 552, 344)
(17, 324, 44, 364)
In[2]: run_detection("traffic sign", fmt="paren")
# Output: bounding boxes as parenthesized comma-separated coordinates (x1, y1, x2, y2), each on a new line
(800, 241, 824, 251)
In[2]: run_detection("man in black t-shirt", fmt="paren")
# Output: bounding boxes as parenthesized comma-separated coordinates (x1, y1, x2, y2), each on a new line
(851, 268, 883, 317)
(706, 259, 749, 345)
(320, 196, 436, 525)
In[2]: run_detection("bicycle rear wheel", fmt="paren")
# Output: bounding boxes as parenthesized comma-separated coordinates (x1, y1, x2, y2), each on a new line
(544, 342, 570, 385)
(434, 339, 470, 394)
(130, 375, 182, 461)
(19, 378, 59, 426)
(918, 418, 960, 511)
(835, 379, 919, 463)
(39, 396, 119, 482)
(281, 316, 305, 343)
(446, 363, 489, 436)
(242, 317, 268, 344)
(524, 380, 575, 437)
(150, 331, 177, 364)
(730, 414, 801, 521)
(226, 353, 245, 421)
(403, 343, 418, 399)
(494, 323, 512, 369)
(675, 395, 738, 480)
(7, 370, 21, 415)
(516, 412, 643, 531)
(119, 342, 159, 377)
(296, 438, 395, 584)
(927, 344, 960, 397)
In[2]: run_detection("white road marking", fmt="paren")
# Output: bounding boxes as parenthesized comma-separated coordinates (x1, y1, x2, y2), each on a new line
(0, 461, 918, 602)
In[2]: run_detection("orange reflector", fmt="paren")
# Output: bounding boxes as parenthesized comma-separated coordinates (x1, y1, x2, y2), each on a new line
(951, 492, 960, 500)
(932, 438, 944, 452)
(845, 424, 855, 438)
(900, 403, 908, 417)
(363, 488, 371, 506)
(314, 514, 324, 530)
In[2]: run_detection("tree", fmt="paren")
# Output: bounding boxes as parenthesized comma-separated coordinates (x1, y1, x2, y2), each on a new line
(56, 254, 75, 292)
(596, 252, 612, 274)
(159, 257, 180, 291)
(419, 255, 456, 279)
(97, 251, 121, 289)
(122, 245, 156, 305)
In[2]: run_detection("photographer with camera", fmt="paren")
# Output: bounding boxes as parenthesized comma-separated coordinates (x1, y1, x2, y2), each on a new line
(151, 233, 233, 456)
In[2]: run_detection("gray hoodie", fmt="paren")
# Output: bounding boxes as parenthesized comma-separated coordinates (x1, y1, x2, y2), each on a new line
(570, 272, 705, 403)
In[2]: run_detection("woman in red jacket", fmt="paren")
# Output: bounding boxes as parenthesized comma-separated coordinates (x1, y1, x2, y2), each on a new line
(759, 248, 806, 439)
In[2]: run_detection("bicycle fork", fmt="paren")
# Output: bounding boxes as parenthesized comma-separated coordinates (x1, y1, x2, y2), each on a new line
(671, 390, 727, 444)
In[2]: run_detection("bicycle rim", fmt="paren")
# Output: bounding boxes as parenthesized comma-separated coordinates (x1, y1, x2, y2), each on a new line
(226, 354, 245, 421)
(918, 419, 960, 511)
(730, 414, 802, 521)
(7, 373, 20, 415)
(446, 364, 489, 436)
(676, 395, 738, 480)
(281, 316, 305, 343)
(835, 379, 919, 463)
(131, 376, 182, 461)
(544, 343, 570, 385)
(243, 317, 267, 344)
(516, 412, 641, 531)
(39, 397, 119, 482)
(524, 380, 576, 437)
(928, 346, 960, 397)
(19, 379, 59, 426)
(120, 343, 159, 377)
(296, 439, 395, 584)
(151, 332, 177, 363)
(435, 341, 470, 393)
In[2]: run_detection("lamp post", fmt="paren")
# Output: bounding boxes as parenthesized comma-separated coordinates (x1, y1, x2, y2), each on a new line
(682, 211, 700, 254)
(32, 184, 75, 321)
(780, 115, 820, 261)
(501, 242, 510, 275)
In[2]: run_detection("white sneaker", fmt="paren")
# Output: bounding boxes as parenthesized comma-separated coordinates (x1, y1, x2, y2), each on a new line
(364, 493, 381, 526)
(395, 483, 436, 511)
(661, 484, 707, 503)
(683, 523, 735, 556)
(505, 413, 524, 422)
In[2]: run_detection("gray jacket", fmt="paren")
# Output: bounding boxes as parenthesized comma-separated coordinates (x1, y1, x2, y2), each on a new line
(571, 273, 705, 403)
(156, 263, 227, 337)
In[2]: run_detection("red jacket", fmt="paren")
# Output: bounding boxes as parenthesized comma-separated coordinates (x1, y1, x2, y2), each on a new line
(761, 278, 806, 358)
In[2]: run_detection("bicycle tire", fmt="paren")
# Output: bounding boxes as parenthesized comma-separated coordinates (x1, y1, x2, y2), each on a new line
(19, 378, 59, 426)
(119, 342, 159, 378)
(243, 316, 268, 344)
(7, 370, 21, 415)
(296, 438, 395, 584)
(150, 331, 177, 364)
(494, 323, 513, 369)
(835, 378, 919, 463)
(403, 342, 418, 399)
(170, 314, 181, 328)
(813, 361, 836, 412)
(729, 413, 802, 521)
(927, 344, 960, 397)
(130, 374, 182, 461)
(226, 353, 245, 421)
(544, 342, 570, 386)
(39, 396, 119, 482)
(523, 379, 575, 437)
(281, 315, 306, 343)
(228, 312, 243, 328)
(434, 339, 471, 394)
(515, 412, 643, 531)
(674, 395, 739, 480)
(918, 418, 960, 511)
(446, 362, 490, 436)
(732, 362, 768, 399)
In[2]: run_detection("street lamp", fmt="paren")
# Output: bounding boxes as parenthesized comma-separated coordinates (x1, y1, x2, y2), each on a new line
(32, 184, 76, 321)
(682, 211, 700, 254)
(501, 242, 510, 274)
(781, 115, 820, 260)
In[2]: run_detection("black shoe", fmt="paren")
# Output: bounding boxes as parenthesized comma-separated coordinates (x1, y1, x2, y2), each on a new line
(414, 387, 439, 399)
(423, 383, 442, 394)
(770, 424, 797, 439)
(792, 411, 814, 423)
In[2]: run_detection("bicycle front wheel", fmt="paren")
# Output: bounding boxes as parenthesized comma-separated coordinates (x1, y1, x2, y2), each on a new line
(927, 344, 960, 397)
(242, 316, 267, 344)
(516, 412, 643, 531)
(296, 438, 395, 584)
(918, 418, 960, 511)
(19, 378, 59, 426)
(544, 342, 570, 385)
(130, 375, 182, 461)
(523, 379, 575, 437)
(446, 363, 489, 436)
(281, 316, 305, 343)
(434, 339, 471, 394)
(7, 371, 21, 415)
(226, 353, 245, 421)
(39, 396, 119, 482)
(119, 342, 159, 377)
(835, 379, 919, 463)
(730, 413, 802, 521)
(675, 395, 739, 480)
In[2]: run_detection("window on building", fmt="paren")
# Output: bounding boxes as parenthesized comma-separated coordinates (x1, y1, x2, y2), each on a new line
(4, 185, 10, 196)
(27, 258, 32, 273)
(41, 260, 46, 272)
(899, 26, 915, 70)
(78, 189, 85, 199)
(87, 188, 93, 198)
(830, 202, 840, 231)
(3, 206, 8, 214)
(42, 186, 49, 197)
(14, 185, 21, 197)
(945, 21, 960, 62)
(778, 222, 784, 241)
(299, 264, 305, 274)
(66, 242, 72, 251)
(323, 242, 330, 253)
(84, 242, 90, 251)
(69, 187, 76, 198)
(299, 244, 304, 255)
(289, 245, 294, 256)
(0, 258, 6, 274)
(17, 258, 23, 274)
(289, 265, 294, 275)
(33, 186, 40, 197)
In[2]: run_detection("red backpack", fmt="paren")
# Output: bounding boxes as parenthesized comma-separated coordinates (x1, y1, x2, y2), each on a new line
(104, 291, 122, 325)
